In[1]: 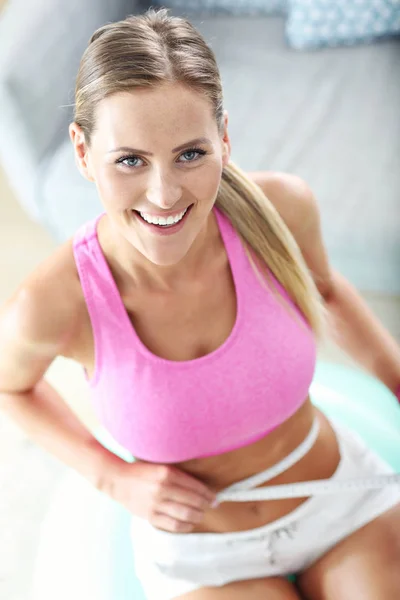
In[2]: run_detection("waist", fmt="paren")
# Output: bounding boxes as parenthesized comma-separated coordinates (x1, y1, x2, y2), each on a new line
(217, 414, 320, 502)
(189, 404, 341, 533)
(178, 398, 316, 487)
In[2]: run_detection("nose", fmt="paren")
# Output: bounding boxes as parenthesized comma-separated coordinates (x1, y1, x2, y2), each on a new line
(145, 169, 182, 210)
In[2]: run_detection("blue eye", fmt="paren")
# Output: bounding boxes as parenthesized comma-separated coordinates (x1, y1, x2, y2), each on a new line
(119, 156, 141, 168)
(116, 147, 207, 168)
(179, 148, 207, 163)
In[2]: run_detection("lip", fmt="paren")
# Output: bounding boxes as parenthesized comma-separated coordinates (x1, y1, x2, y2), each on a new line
(132, 204, 193, 236)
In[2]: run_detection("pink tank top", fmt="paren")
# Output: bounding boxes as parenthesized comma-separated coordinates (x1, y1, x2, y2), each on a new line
(72, 207, 317, 463)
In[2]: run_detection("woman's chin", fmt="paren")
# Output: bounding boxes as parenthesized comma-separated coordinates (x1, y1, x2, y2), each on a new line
(143, 247, 190, 267)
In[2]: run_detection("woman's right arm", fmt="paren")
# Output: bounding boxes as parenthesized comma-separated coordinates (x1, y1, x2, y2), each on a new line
(0, 283, 122, 488)
(0, 281, 216, 531)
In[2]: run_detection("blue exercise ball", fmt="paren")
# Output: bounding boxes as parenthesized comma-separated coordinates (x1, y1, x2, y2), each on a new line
(311, 362, 400, 470)
(32, 362, 400, 600)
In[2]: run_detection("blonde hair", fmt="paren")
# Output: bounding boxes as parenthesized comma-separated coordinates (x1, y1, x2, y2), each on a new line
(74, 7, 330, 344)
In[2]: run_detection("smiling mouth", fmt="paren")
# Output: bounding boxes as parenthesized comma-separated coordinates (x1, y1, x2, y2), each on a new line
(133, 204, 194, 228)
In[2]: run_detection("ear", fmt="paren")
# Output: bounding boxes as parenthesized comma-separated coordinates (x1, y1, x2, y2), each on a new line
(221, 110, 231, 167)
(69, 122, 95, 182)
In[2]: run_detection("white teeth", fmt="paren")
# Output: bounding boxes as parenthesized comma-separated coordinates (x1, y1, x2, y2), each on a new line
(139, 208, 188, 226)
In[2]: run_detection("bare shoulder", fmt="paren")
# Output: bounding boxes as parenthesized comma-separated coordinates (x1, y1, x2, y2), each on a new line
(247, 170, 334, 298)
(0, 239, 87, 393)
(246, 170, 315, 235)
(0, 239, 84, 359)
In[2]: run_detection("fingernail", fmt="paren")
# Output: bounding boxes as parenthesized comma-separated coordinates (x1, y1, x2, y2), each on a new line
(211, 498, 219, 508)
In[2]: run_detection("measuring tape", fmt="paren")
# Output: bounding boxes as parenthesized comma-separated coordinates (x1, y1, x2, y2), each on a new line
(217, 473, 400, 502)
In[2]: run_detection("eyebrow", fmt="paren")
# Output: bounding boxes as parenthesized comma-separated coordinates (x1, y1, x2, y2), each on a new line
(108, 137, 212, 155)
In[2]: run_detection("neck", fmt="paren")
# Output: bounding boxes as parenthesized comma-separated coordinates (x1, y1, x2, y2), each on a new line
(105, 210, 219, 292)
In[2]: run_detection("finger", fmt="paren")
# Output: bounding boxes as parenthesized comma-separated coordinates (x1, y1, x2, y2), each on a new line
(159, 500, 205, 525)
(162, 484, 213, 511)
(169, 469, 216, 502)
(152, 512, 195, 533)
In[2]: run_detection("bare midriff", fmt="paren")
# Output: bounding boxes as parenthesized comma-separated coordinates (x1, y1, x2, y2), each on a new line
(175, 398, 341, 534)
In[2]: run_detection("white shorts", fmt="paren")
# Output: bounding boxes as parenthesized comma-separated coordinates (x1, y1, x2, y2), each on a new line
(130, 416, 400, 600)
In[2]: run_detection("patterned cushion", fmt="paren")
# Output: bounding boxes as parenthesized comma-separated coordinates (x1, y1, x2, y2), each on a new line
(286, 0, 400, 49)
(155, 0, 287, 16)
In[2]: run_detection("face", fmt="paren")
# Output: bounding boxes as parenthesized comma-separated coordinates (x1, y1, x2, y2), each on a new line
(70, 83, 231, 267)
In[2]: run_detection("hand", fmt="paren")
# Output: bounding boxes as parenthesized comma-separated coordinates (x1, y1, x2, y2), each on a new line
(103, 459, 218, 533)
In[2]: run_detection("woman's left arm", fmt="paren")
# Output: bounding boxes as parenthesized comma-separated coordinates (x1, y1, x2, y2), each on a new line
(251, 171, 400, 398)
(317, 268, 400, 397)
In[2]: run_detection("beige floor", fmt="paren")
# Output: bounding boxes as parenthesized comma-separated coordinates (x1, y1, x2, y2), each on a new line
(0, 164, 400, 599)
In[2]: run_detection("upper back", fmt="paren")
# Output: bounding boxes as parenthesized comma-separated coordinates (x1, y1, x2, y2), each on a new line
(0, 239, 84, 394)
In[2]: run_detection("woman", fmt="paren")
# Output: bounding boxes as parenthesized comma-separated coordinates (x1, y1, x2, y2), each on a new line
(0, 7, 400, 600)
